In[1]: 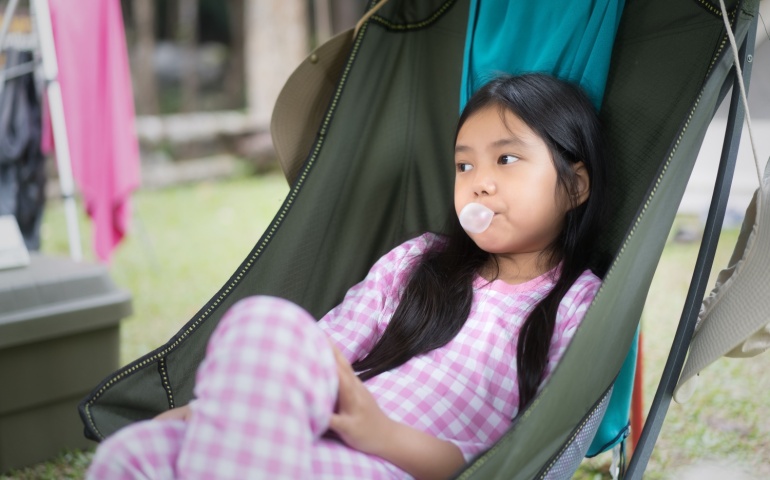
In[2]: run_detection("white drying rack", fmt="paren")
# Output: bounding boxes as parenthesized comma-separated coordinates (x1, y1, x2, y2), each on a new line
(0, 0, 82, 261)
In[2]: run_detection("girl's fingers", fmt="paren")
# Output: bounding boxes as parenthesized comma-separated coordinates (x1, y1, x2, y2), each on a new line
(331, 343, 358, 393)
(329, 412, 343, 431)
(331, 344, 354, 373)
(334, 351, 354, 410)
(154, 404, 191, 421)
(336, 363, 348, 394)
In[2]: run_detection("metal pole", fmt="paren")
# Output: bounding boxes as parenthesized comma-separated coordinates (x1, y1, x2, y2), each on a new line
(31, 0, 82, 261)
(624, 13, 757, 478)
(0, 0, 20, 52)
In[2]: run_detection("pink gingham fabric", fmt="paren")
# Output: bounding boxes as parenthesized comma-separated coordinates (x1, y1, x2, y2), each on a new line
(88, 297, 398, 479)
(319, 233, 601, 461)
(87, 234, 600, 479)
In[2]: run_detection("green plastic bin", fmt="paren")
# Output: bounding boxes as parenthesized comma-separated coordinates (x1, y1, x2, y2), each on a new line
(0, 254, 131, 472)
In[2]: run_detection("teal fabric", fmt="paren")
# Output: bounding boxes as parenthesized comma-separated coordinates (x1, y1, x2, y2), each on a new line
(586, 327, 638, 456)
(460, 0, 625, 111)
(460, 0, 630, 457)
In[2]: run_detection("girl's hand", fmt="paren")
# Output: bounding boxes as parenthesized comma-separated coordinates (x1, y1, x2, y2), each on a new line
(327, 344, 465, 479)
(328, 344, 395, 455)
(154, 404, 191, 422)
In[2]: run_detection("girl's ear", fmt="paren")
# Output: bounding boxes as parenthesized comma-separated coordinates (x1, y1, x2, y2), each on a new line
(573, 162, 590, 206)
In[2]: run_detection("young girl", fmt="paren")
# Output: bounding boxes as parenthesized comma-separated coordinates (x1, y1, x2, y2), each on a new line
(87, 73, 607, 480)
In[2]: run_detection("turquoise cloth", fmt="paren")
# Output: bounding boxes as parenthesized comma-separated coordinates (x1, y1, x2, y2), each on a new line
(460, 0, 631, 456)
(586, 326, 638, 457)
(460, 0, 625, 111)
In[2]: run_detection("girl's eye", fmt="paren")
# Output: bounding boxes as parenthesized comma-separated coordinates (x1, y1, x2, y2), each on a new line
(499, 155, 519, 165)
(456, 163, 473, 173)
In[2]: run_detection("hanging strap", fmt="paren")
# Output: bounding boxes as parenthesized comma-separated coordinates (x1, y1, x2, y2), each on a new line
(354, 0, 390, 38)
(719, 0, 764, 191)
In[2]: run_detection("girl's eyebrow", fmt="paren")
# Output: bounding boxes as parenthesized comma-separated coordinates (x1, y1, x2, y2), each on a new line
(490, 136, 530, 149)
(455, 135, 530, 154)
(454, 144, 472, 154)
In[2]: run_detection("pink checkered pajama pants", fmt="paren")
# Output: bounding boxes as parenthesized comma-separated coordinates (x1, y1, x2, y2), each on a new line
(87, 296, 405, 479)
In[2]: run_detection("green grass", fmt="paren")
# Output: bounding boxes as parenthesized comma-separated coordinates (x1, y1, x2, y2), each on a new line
(4, 174, 769, 479)
(1, 173, 288, 480)
(577, 218, 770, 479)
(38, 172, 289, 367)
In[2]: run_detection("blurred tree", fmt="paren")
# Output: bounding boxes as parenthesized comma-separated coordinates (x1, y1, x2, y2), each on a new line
(125, 0, 315, 116)
(309, 0, 364, 46)
(330, 0, 363, 33)
(246, 0, 308, 123)
(177, 0, 199, 112)
(132, 0, 160, 114)
(223, 0, 245, 109)
(314, 0, 332, 44)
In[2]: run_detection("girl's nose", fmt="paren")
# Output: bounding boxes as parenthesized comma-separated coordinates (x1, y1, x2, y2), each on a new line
(473, 176, 496, 196)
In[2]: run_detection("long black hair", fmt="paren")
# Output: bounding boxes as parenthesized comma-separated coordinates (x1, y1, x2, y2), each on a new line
(352, 74, 608, 412)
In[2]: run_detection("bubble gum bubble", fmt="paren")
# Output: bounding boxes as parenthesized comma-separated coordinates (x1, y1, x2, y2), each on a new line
(459, 203, 494, 234)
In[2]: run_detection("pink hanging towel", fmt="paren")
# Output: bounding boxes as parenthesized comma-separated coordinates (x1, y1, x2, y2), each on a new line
(43, 0, 140, 262)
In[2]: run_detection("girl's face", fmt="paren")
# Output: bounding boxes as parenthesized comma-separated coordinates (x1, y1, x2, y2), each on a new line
(454, 106, 582, 263)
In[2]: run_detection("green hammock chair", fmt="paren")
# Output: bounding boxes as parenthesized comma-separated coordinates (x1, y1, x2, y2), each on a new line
(79, 0, 760, 478)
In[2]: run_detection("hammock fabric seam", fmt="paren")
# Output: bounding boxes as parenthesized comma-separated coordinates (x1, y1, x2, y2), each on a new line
(370, 0, 458, 32)
(79, 10, 380, 443)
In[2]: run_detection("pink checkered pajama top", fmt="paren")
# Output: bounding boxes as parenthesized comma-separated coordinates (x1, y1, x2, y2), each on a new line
(320, 233, 602, 462)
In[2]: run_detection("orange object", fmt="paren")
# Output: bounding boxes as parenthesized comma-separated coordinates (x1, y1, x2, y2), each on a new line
(630, 330, 644, 451)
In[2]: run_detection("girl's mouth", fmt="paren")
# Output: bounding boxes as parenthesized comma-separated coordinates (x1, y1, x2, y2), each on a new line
(459, 203, 495, 233)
